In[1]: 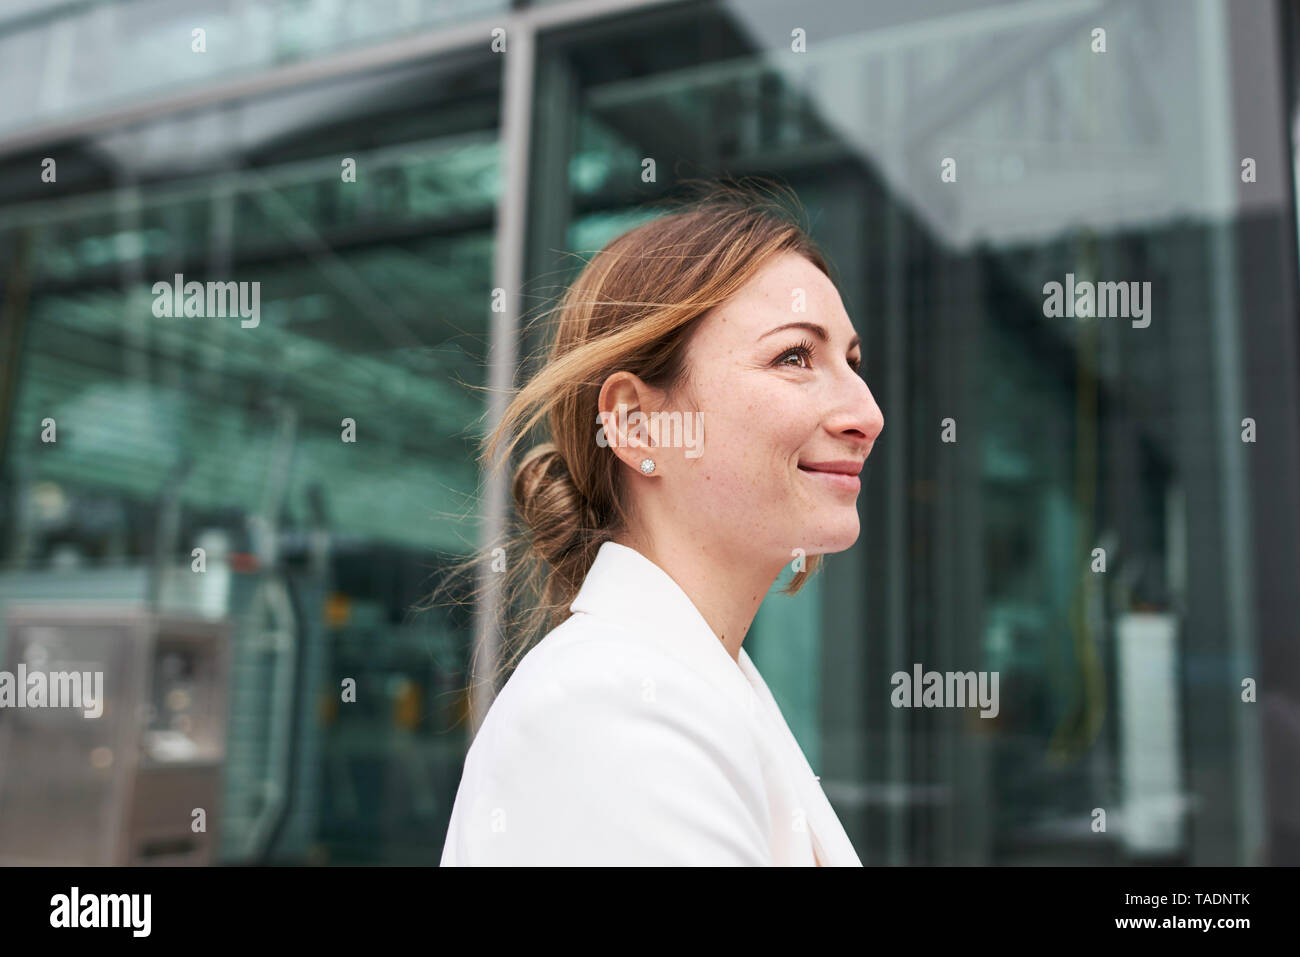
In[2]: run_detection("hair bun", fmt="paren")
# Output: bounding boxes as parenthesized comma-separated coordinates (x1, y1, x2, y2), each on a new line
(512, 443, 595, 568)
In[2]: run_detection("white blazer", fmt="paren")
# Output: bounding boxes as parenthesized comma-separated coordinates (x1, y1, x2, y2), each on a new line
(439, 541, 862, 866)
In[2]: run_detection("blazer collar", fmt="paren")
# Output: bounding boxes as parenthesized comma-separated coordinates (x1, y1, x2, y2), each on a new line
(568, 540, 759, 718)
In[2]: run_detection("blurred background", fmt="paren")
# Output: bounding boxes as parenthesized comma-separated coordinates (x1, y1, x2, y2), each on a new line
(0, 0, 1297, 866)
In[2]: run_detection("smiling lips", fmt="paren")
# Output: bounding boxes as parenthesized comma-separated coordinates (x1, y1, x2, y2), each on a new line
(798, 459, 865, 493)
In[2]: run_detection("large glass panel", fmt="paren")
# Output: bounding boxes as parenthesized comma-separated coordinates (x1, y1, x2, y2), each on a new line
(0, 51, 501, 864)
(0, 0, 510, 137)
(526, 0, 1300, 865)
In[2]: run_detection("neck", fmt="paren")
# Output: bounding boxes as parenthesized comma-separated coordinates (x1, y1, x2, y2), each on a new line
(613, 527, 786, 664)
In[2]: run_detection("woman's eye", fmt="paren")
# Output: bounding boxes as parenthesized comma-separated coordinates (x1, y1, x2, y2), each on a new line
(776, 339, 816, 368)
(778, 348, 811, 368)
(775, 342, 861, 374)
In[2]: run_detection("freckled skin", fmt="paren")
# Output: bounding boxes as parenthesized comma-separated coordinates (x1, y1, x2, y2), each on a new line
(660, 252, 884, 564)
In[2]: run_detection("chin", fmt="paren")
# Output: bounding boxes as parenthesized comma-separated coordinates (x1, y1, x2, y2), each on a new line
(801, 515, 860, 554)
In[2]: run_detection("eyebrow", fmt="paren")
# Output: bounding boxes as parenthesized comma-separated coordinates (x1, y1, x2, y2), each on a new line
(759, 321, 861, 352)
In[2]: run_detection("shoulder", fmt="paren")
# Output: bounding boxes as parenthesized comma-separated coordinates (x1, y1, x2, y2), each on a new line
(442, 616, 772, 865)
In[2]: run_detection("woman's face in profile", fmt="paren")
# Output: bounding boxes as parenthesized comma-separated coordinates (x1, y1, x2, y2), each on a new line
(668, 251, 883, 564)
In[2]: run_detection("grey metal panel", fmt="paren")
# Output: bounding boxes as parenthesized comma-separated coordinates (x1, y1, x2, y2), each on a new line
(0, 604, 231, 865)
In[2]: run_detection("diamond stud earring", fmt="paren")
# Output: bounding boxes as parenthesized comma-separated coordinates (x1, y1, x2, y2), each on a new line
(639, 458, 656, 475)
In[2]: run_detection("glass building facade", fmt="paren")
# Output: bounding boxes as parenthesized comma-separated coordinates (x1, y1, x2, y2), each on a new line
(0, 0, 1297, 865)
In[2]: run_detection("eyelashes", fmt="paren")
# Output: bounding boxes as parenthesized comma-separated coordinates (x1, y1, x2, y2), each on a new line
(775, 338, 862, 373)
(775, 337, 817, 368)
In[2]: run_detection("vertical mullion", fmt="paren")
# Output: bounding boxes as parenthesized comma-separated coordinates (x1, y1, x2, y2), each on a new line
(472, 15, 535, 734)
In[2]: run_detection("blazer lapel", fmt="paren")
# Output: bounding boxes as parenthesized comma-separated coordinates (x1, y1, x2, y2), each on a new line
(738, 648, 863, 866)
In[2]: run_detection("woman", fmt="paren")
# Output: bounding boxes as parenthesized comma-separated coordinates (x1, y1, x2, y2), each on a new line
(439, 181, 883, 866)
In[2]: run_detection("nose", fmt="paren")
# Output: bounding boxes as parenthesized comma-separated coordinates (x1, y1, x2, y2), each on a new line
(829, 373, 884, 449)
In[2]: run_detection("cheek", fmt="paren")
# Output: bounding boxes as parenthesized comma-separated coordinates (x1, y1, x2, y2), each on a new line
(689, 396, 811, 494)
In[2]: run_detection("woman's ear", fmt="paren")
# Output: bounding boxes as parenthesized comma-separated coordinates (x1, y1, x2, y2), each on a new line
(597, 371, 665, 474)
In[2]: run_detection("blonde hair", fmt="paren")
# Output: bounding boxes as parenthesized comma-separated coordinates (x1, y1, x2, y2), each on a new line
(428, 178, 833, 699)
